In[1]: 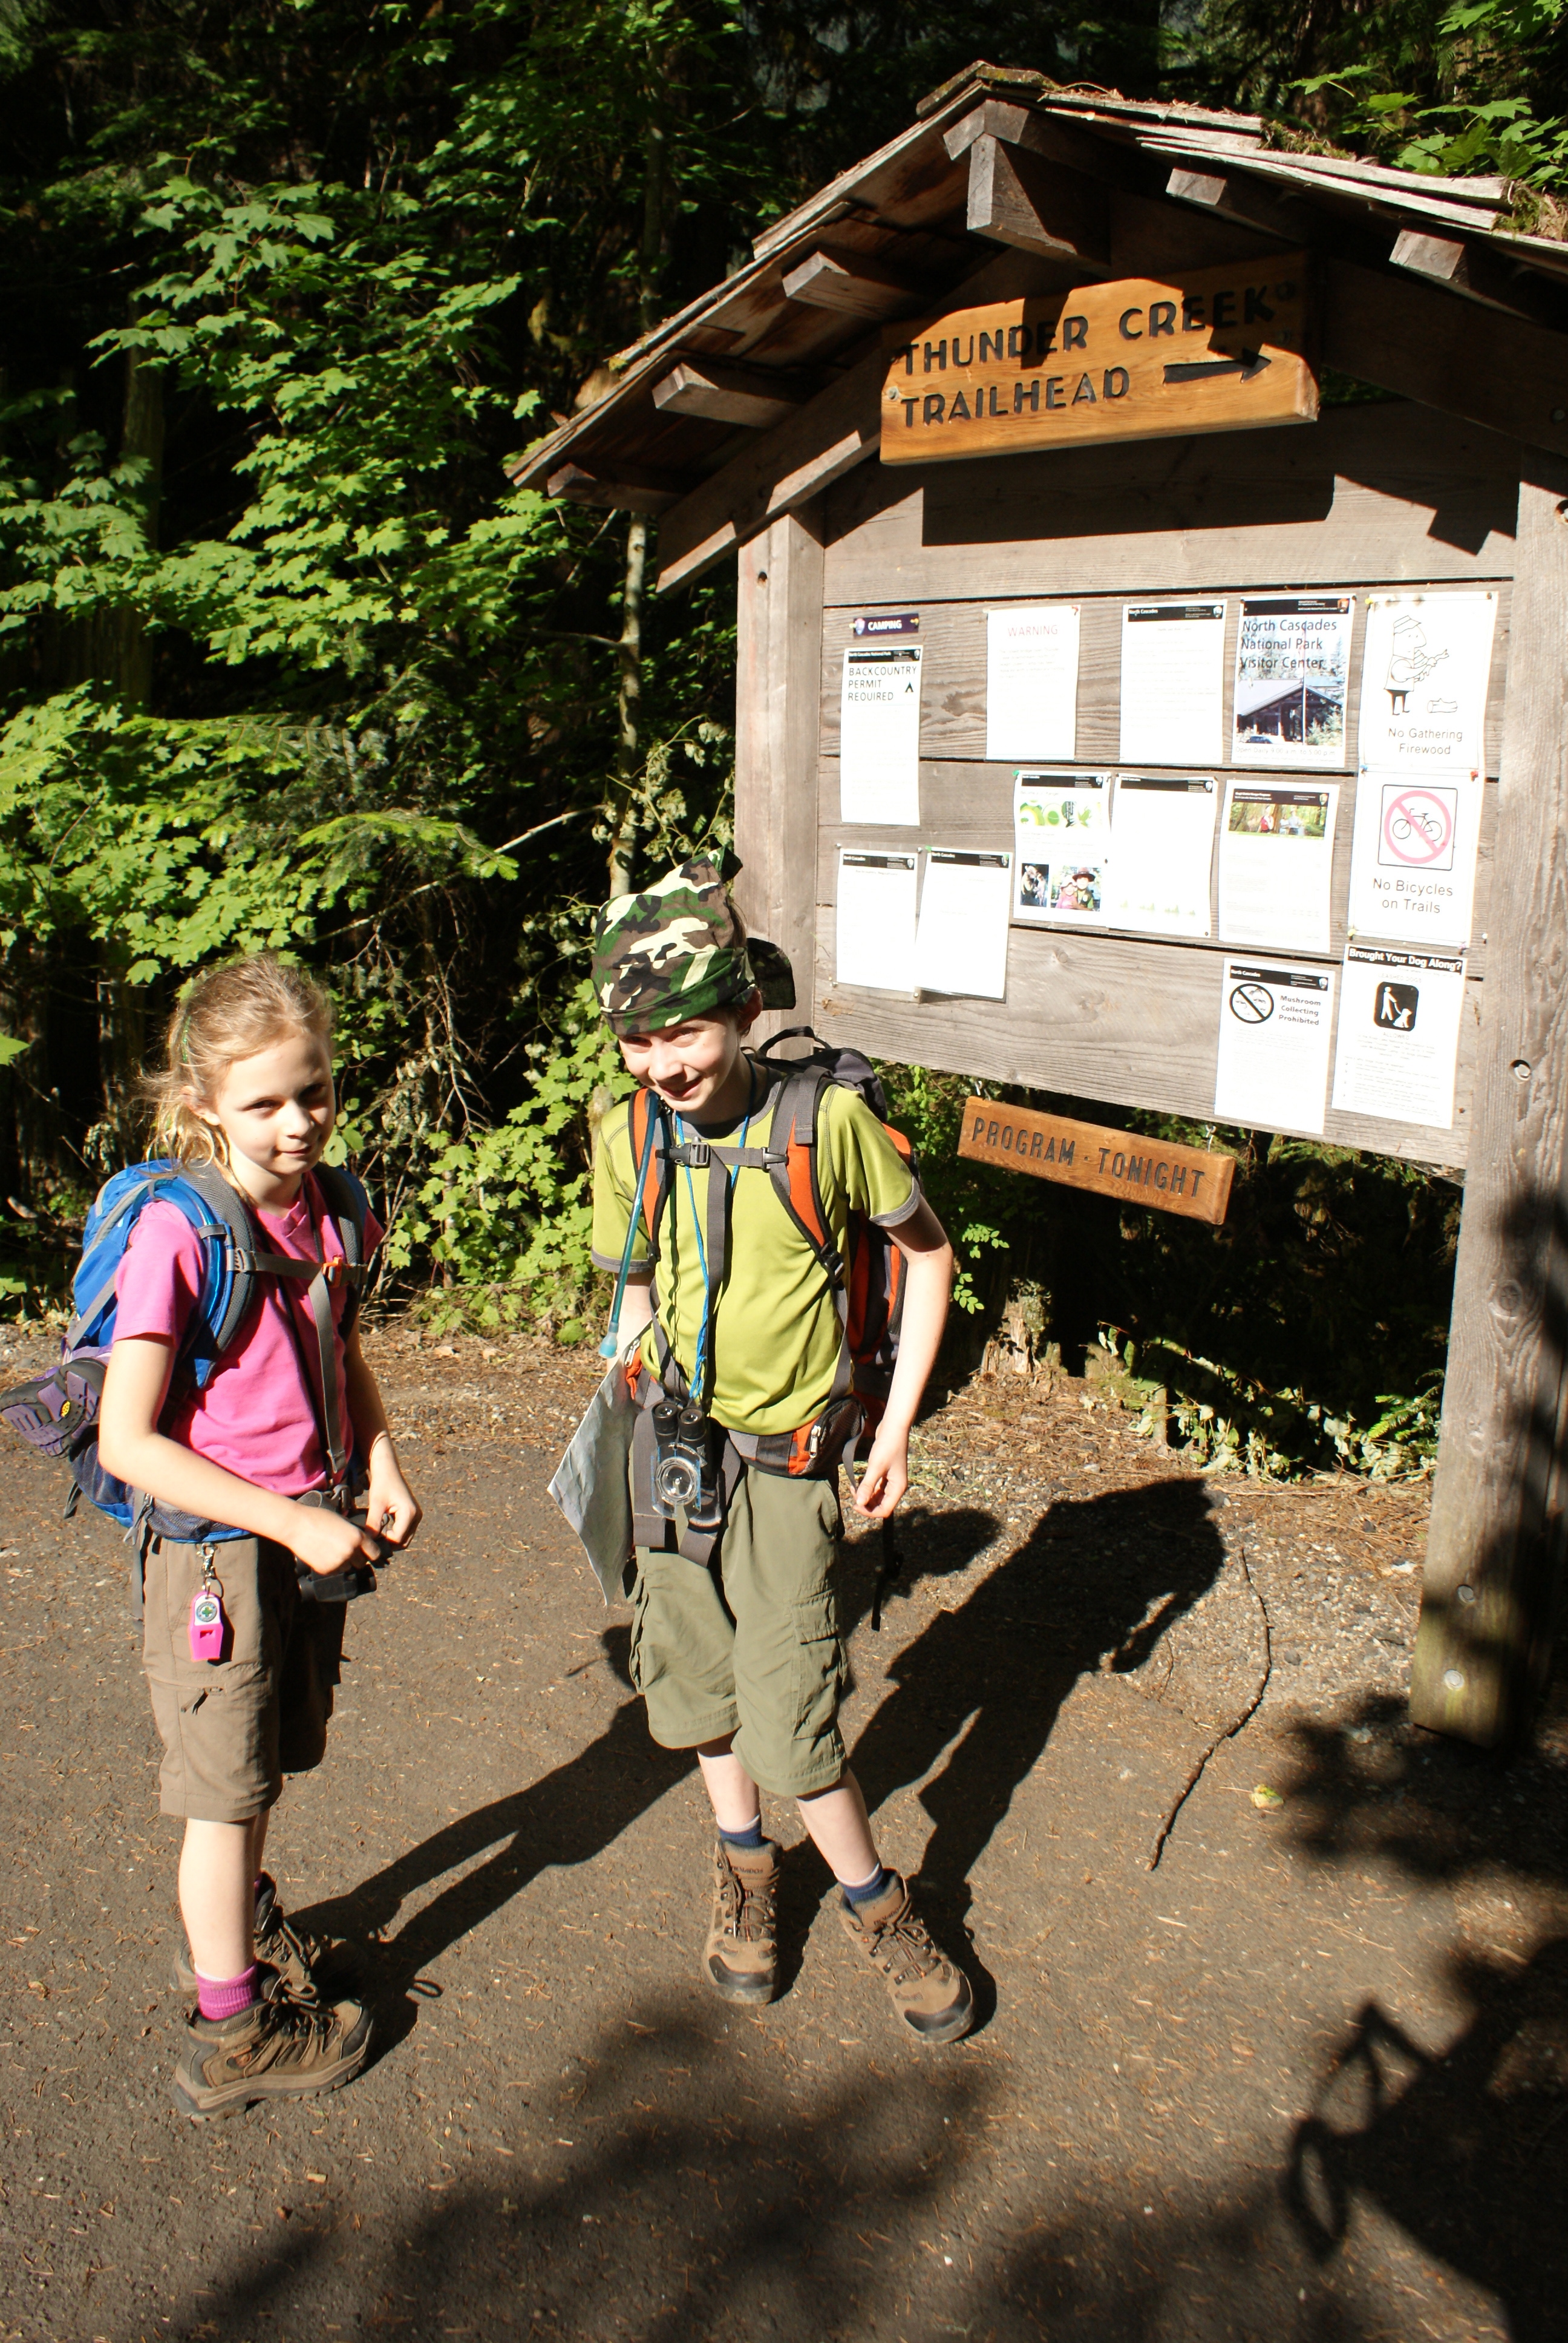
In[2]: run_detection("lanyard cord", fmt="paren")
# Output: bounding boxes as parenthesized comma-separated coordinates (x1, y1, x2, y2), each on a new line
(676, 1062, 757, 1407)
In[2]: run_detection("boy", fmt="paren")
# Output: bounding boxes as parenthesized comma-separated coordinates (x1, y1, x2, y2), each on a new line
(590, 857, 972, 2043)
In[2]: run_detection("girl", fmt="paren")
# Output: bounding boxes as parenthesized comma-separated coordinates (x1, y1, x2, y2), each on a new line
(98, 954, 421, 2119)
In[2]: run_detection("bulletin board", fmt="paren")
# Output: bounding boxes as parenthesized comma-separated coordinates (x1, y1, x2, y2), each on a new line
(798, 398, 1518, 1171)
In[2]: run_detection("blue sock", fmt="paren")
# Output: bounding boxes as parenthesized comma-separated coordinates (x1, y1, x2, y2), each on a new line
(719, 1818, 765, 1852)
(840, 1864, 889, 1910)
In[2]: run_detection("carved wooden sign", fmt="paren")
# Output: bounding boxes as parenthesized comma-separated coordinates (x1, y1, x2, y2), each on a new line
(880, 255, 1316, 464)
(957, 1097, 1236, 1225)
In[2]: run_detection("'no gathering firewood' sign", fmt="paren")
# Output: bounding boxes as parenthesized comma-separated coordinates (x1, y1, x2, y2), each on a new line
(957, 1098, 1236, 1225)
(881, 257, 1316, 463)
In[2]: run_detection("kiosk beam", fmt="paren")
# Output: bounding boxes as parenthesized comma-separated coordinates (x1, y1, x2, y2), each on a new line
(1412, 462, 1568, 1745)
(733, 503, 823, 1040)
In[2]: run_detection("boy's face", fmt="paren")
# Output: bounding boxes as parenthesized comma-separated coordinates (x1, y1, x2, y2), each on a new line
(618, 999, 755, 1119)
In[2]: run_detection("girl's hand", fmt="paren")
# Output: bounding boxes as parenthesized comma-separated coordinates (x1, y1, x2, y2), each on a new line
(850, 1425, 910, 1522)
(289, 1505, 385, 1576)
(366, 1460, 422, 1550)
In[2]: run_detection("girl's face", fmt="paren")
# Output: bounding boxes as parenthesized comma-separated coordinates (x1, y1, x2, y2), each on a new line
(192, 1028, 335, 1202)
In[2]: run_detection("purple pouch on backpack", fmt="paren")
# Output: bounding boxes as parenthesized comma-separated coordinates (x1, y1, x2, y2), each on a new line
(0, 1349, 109, 1461)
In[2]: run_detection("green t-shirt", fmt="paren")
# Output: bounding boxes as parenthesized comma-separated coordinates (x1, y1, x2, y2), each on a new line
(591, 1067, 918, 1434)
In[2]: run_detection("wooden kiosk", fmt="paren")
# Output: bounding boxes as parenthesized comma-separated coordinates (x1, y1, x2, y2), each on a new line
(515, 63, 1568, 1749)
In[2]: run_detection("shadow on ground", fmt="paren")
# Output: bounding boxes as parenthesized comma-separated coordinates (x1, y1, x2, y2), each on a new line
(141, 2000, 1465, 2343)
(310, 1478, 1227, 2056)
(1279, 1691, 1568, 2343)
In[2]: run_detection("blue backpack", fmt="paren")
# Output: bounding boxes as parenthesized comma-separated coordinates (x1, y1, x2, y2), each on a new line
(0, 1158, 369, 1538)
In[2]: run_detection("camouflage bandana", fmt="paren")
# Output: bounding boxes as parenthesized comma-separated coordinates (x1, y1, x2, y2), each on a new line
(592, 856, 795, 1035)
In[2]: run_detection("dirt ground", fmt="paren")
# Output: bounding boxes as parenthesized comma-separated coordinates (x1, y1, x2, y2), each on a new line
(0, 1323, 1564, 2343)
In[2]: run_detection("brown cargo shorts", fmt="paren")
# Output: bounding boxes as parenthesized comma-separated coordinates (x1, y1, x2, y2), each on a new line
(629, 1464, 848, 1799)
(142, 1534, 347, 1823)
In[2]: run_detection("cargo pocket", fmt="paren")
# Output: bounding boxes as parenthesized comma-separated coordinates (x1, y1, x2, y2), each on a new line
(628, 1571, 662, 1697)
(790, 1590, 846, 1745)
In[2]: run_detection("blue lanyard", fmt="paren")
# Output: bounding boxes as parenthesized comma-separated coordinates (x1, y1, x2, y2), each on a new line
(676, 1067, 756, 1404)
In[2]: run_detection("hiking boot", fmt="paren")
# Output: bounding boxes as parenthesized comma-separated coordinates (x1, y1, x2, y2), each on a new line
(838, 1871, 973, 2045)
(172, 1968, 372, 2120)
(702, 1838, 780, 2007)
(171, 1872, 360, 2005)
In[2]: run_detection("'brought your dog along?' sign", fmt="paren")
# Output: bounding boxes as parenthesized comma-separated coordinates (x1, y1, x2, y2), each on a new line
(958, 1099, 1236, 1225)
(881, 257, 1316, 463)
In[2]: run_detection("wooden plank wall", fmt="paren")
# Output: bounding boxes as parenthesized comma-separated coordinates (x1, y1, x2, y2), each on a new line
(808, 401, 1520, 1168)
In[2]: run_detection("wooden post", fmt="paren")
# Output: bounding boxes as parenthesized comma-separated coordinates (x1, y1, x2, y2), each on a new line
(732, 502, 823, 1039)
(1411, 462, 1568, 1746)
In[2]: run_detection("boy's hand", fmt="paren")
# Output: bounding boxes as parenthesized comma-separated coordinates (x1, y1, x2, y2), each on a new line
(290, 1505, 385, 1576)
(366, 1458, 422, 1549)
(850, 1424, 910, 1521)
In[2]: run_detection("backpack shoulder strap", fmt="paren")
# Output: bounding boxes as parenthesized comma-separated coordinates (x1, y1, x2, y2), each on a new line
(626, 1088, 673, 1258)
(310, 1164, 371, 1337)
(766, 1067, 845, 1298)
(177, 1164, 266, 1363)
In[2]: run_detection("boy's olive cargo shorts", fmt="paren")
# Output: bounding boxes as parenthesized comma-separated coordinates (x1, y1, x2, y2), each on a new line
(630, 1463, 848, 1798)
(142, 1533, 347, 1823)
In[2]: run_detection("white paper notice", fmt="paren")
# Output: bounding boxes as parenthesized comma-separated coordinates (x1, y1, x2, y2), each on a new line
(1331, 945, 1467, 1129)
(1215, 960, 1335, 1135)
(1120, 601, 1226, 767)
(1346, 764, 1483, 948)
(986, 605, 1080, 762)
(915, 850, 1011, 999)
(1218, 781, 1339, 954)
(1232, 595, 1353, 768)
(835, 850, 918, 993)
(840, 644, 922, 824)
(1012, 770, 1111, 926)
(1357, 591, 1497, 772)
(1108, 776, 1218, 938)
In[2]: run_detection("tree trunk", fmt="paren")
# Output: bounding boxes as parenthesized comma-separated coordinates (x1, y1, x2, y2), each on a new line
(93, 337, 164, 1161)
(605, 515, 648, 897)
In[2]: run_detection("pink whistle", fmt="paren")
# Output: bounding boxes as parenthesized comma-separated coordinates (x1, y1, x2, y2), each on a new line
(188, 1587, 226, 1662)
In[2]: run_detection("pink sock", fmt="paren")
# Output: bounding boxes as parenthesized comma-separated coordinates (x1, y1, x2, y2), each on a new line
(195, 1964, 260, 2022)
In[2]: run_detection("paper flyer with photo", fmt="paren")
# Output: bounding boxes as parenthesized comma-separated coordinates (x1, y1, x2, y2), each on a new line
(1214, 959, 1335, 1135)
(1357, 591, 1497, 772)
(1119, 601, 1226, 767)
(1218, 781, 1339, 955)
(1232, 596, 1353, 768)
(1331, 945, 1467, 1129)
(986, 605, 1080, 762)
(1012, 770, 1111, 926)
(1107, 775, 1218, 938)
(835, 850, 918, 992)
(1346, 764, 1483, 949)
(839, 644, 922, 824)
(915, 850, 1011, 999)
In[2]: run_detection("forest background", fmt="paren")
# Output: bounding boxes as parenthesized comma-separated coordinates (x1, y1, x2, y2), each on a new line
(1, 0, 1564, 1478)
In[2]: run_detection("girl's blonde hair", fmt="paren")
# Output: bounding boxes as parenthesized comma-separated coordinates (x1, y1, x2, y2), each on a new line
(147, 954, 333, 1165)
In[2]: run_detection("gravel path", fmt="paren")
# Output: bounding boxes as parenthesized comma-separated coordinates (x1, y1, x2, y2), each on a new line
(0, 1327, 1562, 2343)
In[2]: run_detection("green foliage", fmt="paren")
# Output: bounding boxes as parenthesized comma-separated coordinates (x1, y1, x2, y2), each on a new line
(384, 980, 633, 1335)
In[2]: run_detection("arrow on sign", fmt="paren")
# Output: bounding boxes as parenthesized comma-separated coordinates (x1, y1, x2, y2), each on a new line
(1162, 350, 1273, 385)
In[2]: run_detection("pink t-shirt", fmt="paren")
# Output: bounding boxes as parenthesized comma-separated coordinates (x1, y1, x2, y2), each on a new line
(113, 1172, 383, 1496)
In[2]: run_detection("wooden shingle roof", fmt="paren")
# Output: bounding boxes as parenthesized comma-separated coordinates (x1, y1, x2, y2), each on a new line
(509, 59, 1568, 591)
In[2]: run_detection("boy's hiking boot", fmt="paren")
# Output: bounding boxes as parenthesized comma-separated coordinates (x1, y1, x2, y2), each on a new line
(703, 1838, 780, 2006)
(171, 1873, 359, 2005)
(172, 1968, 372, 2120)
(838, 1871, 973, 2045)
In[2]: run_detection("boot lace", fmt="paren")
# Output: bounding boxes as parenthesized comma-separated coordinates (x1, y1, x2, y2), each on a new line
(234, 1997, 340, 2078)
(866, 1903, 949, 1988)
(717, 1854, 776, 1945)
